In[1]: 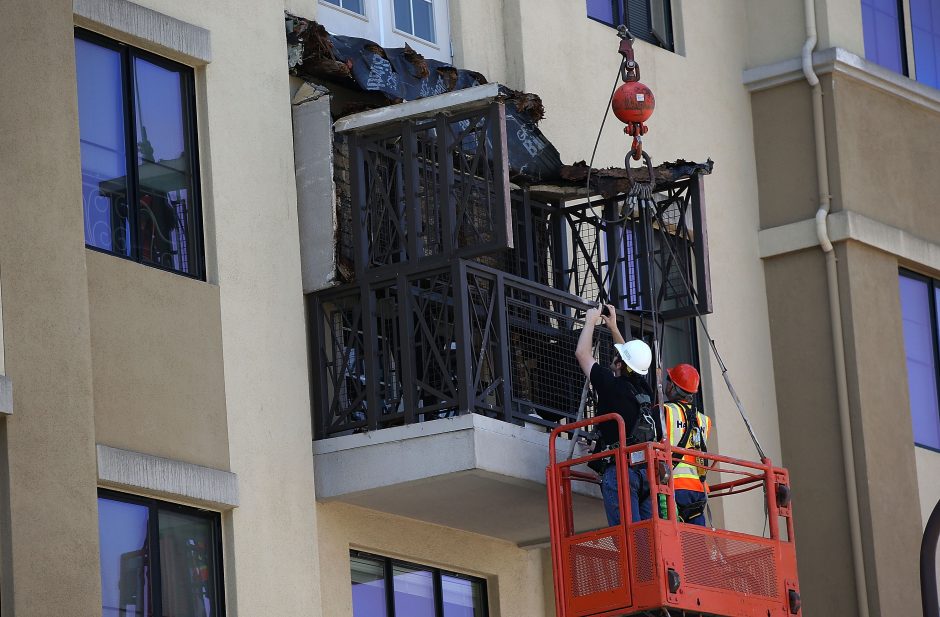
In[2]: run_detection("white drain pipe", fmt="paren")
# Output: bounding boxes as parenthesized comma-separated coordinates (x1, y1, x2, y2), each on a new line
(802, 1, 869, 614)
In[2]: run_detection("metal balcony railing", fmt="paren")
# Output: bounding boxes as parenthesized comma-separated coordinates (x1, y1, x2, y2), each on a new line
(310, 259, 631, 438)
(312, 95, 712, 440)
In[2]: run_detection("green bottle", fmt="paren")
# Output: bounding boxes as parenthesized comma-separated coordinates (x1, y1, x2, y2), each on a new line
(658, 493, 668, 519)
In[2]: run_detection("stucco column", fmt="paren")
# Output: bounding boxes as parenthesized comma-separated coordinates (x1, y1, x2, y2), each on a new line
(0, 0, 102, 614)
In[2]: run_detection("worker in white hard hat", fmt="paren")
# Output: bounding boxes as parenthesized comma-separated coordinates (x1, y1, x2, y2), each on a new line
(576, 304, 657, 526)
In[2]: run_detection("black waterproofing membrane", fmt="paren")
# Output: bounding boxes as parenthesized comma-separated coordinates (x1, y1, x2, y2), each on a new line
(286, 14, 564, 182)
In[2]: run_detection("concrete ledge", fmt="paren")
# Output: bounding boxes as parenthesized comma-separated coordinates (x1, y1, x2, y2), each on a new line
(759, 210, 940, 274)
(74, 0, 211, 65)
(744, 47, 940, 116)
(313, 414, 603, 545)
(0, 375, 10, 415)
(97, 444, 238, 509)
(333, 82, 502, 133)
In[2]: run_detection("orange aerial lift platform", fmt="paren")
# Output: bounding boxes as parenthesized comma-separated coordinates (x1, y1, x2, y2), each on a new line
(547, 414, 801, 617)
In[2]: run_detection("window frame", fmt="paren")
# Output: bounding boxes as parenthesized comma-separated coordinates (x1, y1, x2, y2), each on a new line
(97, 488, 226, 617)
(350, 549, 489, 617)
(899, 268, 940, 452)
(75, 27, 206, 281)
(585, 0, 674, 52)
(390, 0, 438, 46)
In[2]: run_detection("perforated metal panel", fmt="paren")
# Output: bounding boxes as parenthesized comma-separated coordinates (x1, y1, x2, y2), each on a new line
(631, 526, 654, 583)
(680, 531, 777, 598)
(567, 534, 624, 597)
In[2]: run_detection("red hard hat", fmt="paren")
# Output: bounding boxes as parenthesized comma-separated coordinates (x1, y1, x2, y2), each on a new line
(611, 81, 655, 124)
(667, 363, 700, 394)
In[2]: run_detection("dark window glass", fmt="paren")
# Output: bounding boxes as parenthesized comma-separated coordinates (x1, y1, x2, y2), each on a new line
(911, 0, 940, 88)
(899, 272, 940, 450)
(587, 0, 617, 25)
(393, 0, 436, 44)
(98, 491, 224, 617)
(861, 0, 906, 73)
(394, 0, 414, 38)
(350, 552, 487, 617)
(413, 0, 435, 43)
(352, 554, 389, 617)
(99, 498, 151, 617)
(392, 564, 436, 617)
(158, 510, 222, 617)
(75, 29, 204, 279)
(322, 0, 365, 15)
(584, 0, 673, 51)
(75, 38, 132, 258)
(441, 574, 485, 617)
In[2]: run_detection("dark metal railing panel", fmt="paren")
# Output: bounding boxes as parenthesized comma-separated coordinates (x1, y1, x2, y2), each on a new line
(347, 102, 513, 280)
(312, 259, 640, 439)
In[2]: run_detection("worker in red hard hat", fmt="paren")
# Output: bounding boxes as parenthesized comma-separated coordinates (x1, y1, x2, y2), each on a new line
(576, 304, 657, 526)
(662, 363, 713, 526)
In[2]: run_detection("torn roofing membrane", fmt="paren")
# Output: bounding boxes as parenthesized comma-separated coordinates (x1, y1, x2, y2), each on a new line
(285, 13, 711, 188)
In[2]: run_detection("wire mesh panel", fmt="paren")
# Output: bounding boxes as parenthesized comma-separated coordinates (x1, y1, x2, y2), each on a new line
(680, 529, 778, 598)
(504, 279, 618, 426)
(567, 533, 625, 598)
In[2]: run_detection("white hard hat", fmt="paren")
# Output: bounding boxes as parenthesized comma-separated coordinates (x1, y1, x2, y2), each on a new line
(614, 340, 652, 375)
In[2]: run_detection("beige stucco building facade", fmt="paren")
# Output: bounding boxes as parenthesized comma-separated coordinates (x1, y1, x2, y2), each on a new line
(0, 0, 938, 616)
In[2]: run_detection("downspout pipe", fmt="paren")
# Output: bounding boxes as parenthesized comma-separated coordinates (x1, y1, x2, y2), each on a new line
(802, 2, 870, 615)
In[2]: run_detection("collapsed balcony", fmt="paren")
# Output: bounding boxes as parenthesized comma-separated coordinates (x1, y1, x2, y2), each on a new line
(296, 81, 712, 543)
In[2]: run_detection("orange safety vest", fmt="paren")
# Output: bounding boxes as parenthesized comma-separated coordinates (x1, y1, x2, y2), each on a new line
(663, 402, 712, 493)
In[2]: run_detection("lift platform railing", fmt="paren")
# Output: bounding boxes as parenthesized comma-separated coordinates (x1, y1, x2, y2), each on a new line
(547, 414, 801, 617)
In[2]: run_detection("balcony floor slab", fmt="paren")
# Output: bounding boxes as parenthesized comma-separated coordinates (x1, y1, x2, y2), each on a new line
(312, 413, 605, 545)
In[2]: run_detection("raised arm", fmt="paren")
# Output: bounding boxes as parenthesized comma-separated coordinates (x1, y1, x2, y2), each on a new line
(576, 307, 602, 378)
(601, 304, 625, 344)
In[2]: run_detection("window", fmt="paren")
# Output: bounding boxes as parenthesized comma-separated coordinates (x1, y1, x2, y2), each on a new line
(861, 0, 940, 88)
(75, 29, 205, 279)
(393, 0, 436, 43)
(317, 0, 451, 62)
(586, 0, 674, 51)
(98, 490, 224, 617)
(322, 0, 365, 16)
(899, 270, 940, 450)
(861, 0, 907, 73)
(910, 0, 940, 88)
(351, 551, 487, 617)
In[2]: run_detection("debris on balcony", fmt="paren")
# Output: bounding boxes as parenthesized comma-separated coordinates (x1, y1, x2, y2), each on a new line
(546, 158, 716, 200)
(285, 13, 563, 182)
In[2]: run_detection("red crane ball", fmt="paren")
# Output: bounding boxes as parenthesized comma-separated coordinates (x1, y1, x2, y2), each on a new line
(612, 81, 655, 124)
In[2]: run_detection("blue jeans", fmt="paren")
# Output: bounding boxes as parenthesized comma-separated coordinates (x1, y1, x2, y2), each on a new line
(600, 464, 652, 526)
(675, 489, 708, 526)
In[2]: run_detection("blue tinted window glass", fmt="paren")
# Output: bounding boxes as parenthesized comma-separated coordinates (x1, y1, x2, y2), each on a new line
(414, 0, 435, 43)
(442, 575, 485, 617)
(158, 510, 221, 617)
(394, 0, 413, 36)
(393, 563, 436, 617)
(75, 38, 132, 257)
(321, 0, 364, 15)
(352, 555, 389, 617)
(861, 0, 905, 73)
(899, 275, 940, 449)
(587, 0, 616, 25)
(911, 0, 940, 88)
(133, 57, 198, 275)
(98, 497, 151, 617)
